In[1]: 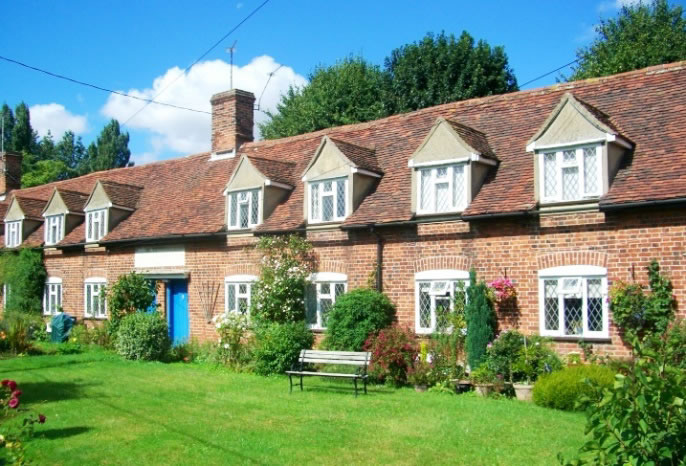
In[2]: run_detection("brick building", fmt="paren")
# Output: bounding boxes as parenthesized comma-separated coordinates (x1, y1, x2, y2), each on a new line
(2, 62, 686, 356)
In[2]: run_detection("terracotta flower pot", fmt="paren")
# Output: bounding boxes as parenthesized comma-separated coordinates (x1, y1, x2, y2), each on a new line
(473, 383, 494, 397)
(513, 383, 534, 401)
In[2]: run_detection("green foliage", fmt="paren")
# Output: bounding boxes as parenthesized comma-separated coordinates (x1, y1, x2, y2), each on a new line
(84, 119, 132, 173)
(0, 249, 47, 314)
(429, 282, 468, 381)
(168, 339, 220, 364)
(570, 0, 686, 81)
(610, 260, 676, 339)
(11, 102, 36, 155)
(251, 235, 313, 323)
(562, 333, 685, 465)
(213, 313, 252, 367)
(464, 269, 496, 371)
(533, 365, 615, 411)
(323, 288, 396, 351)
(21, 159, 72, 188)
(1, 103, 15, 152)
(665, 319, 686, 370)
(0, 311, 43, 353)
(252, 320, 314, 376)
(259, 57, 389, 139)
(364, 326, 417, 386)
(469, 365, 496, 384)
(115, 312, 170, 361)
(106, 272, 158, 333)
(384, 31, 518, 113)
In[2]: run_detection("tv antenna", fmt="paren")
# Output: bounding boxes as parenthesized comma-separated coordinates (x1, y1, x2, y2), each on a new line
(226, 41, 238, 89)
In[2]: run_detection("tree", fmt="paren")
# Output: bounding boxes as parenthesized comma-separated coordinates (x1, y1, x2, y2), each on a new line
(259, 57, 389, 140)
(384, 31, 518, 113)
(21, 159, 71, 188)
(55, 131, 86, 173)
(570, 0, 686, 81)
(10, 102, 36, 155)
(83, 119, 132, 173)
(1, 104, 14, 152)
(465, 269, 496, 370)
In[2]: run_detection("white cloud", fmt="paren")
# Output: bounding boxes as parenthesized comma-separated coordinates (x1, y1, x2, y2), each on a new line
(29, 103, 88, 139)
(101, 56, 307, 159)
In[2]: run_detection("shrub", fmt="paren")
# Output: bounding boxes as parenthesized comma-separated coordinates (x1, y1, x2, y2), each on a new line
(115, 312, 170, 361)
(533, 364, 615, 411)
(251, 235, 313, 323)
(323, 288, 396, 351)
(168, 339, 220, 364)
(213, 313, 251, 367)
(0, 311, 43, 354)
(484, 330, 561, 384)
(429, 282, 467, 382)
(563, 333, 685, 465)
(465, 269, 496, 370)
(253, 320, 313, 375)
(0, 249, 46, 314)
(610, 260, 676, 339)
(106, 272, 158, 334)
(364, 326, 417, 386)
(69, 324, 92, 345)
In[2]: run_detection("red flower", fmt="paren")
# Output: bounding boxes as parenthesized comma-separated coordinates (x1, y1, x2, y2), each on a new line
(38, 414, 46, 424)
(11, 390, 21, 398)
(7, 380, 16, 391)
(8, 397, 19, 409)
(0, 379, 9, 386)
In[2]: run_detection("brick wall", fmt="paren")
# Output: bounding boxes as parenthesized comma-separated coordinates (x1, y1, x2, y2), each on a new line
(39, 207, 685, 359)
(210, 90, 255, 154)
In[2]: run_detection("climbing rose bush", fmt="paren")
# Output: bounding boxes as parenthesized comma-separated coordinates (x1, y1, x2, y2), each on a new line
(1, 379, 46, 464)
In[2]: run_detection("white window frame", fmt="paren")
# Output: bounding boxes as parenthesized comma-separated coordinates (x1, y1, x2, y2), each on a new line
(5, 221, 22, 248)
(308, 178, 348, 224)
(224, 275, 257, 315)
(306, 272, 347, 330)
(539, 144, 602, 204)
(43, 277, 63, 316)
(538, 265, 609, 339)
(86, 209, 108, 243)
(84, 278, 107, 319)
(227, 189, 261, 230)
(44, 214, 64, 246)
(416, 163, 468, 215)
(414, 269, 470, 334)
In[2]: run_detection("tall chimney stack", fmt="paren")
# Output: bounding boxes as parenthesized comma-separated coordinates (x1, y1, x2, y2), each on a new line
(0, 151, 22, 200)
(210, 89, 255, 156)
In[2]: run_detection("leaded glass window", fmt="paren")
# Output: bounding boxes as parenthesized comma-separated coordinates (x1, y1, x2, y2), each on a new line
(309, 178, 347, 223)
(305, 279, 346, 329)
(43, 279, 62, 316)
(44, 214, 64, 246)
(415, 278, 468, 334)
(86, 209, 107, 242)
(225, 277, 256, 315)
(84, 281, 107, 319)
(5, 221, 21, 248)
(227, 189, 260, 230)
(417, 163, 468, 214)
(540, 145, 602, 203)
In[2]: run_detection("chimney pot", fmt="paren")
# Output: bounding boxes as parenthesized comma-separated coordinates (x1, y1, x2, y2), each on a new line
(210, 89, 255, 156)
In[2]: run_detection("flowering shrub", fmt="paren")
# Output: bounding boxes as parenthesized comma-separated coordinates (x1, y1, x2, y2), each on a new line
(407, 359, 435, 386)
(485, 330, 561, 384)
(251, 235, 313, 323)
(213, 313, 250, 366)
(364, 326, 417, 386)
(1, 379, 46, 464)
(487, 277, 517, 304)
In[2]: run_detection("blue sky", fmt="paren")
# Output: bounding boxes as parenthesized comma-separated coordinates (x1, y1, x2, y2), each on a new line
(2, 0, 680, 164)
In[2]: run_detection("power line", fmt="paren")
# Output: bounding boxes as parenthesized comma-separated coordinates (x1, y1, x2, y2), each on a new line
(0, 54, 211, 115)
(122, 0, 272, 125)
(520, 58, 580, 88)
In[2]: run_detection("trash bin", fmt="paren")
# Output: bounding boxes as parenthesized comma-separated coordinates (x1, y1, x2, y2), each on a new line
(50, 313, 76, 343)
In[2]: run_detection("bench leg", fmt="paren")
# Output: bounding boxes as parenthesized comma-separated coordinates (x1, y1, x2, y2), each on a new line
(289, 374, 293, 393)
(353, 378, 358, 398)
(363, 377, 367, 395)
(300, 375, 304, 392)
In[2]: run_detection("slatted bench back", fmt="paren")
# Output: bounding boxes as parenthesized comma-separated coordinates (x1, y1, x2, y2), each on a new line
(299, 350, 371, 366)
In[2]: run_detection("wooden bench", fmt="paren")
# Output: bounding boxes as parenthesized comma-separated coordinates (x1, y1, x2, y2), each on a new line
(286, 350, 371, 397)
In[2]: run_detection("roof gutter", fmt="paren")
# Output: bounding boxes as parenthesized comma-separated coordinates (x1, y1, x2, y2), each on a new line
(460, 210, 532, 221)
(53, 231, 229, 249)
(599, 197, 686, 212)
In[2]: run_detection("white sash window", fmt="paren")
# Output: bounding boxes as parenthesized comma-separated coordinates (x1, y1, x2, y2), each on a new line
(84, 279, 107, 319)
(44, 214, 64, 245)
(43, 278, 63, 316)
(86, 209, 107, 242)
(5, 221, 21, 248)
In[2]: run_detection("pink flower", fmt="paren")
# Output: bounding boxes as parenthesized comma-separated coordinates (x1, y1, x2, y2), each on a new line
(7, 381, 16, 391)
(11, 390, 21, 398)
(38, 414, 46, 424)
(8, 397, 19, 409)
(1, 379, 9, 387)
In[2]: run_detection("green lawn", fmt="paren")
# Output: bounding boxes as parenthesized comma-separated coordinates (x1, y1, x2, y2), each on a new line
(1, 349, 585, 465)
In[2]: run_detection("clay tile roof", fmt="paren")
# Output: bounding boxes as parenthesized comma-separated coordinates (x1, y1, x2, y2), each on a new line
(99, 180, 143, 210)
(57, 189, 89, 214)
(15, 197, 48, 220)
(444, 119, 496, 160)
(329, 137, 381, 173)
(246, 155, 296, 187)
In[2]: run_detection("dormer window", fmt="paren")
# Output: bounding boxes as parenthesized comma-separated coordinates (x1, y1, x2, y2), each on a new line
(308, 178, 347, 223)
(5, 221, 21, 248)
(417, 163, 467, 214)
(540, 145, 601, 203)
(86, 209, 107, 242)
(228, 189, 260, 230)
(44, 214, 64, 246)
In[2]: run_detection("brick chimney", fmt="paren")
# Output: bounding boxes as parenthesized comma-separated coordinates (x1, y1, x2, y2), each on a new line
(0, 151, 22, 200)
(210, 89, 255, 156)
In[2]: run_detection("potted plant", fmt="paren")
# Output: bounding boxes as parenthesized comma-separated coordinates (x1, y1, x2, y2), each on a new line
(512, 335, 562, 401)
(407, 360, 433, 392)
(469, 366, 496, 397)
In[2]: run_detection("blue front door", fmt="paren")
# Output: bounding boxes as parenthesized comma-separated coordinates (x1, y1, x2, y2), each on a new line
(167, 280, 189, 345)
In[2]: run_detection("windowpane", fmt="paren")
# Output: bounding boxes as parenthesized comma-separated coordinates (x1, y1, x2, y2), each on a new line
(435, 182, 450, 212)
(323, 180, 332, 192)
(227, 284, 236, 312)
(452, 165, 465, 209)
(419, 283, 431, 329)
(322, 195, 334, 222)
(420, 170, 431, 210)
(311, 183, 320, 220)
(544, 280, 559, 331)
(86, 285, 92, 316)
(230, 193, 237, 226)
(563, 296, 583, 335)
(562, 167, 579, 200)
(239, 203, 249, 228)
(238, 297, 248, 315)
(587, 279, 603, 332)
(305, 284, 317, 324)
(250, 190, 259, 225)
(87, 213, 93, 239)
(334, 283, 345, 298)
(336, 180, 346, 218)
(320, 298, 332, 327)
(319, 283, 330, 295)
(563, 149, 576, 163)
(583, 147, 599, 194)
(543, 153, 557, 198)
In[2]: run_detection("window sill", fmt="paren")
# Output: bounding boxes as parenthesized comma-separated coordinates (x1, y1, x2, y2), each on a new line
(538, 200, 599, 214)
(547, 336, 611, 343)
(308, 327, 326, 334)
(226, 229, 255, 237)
